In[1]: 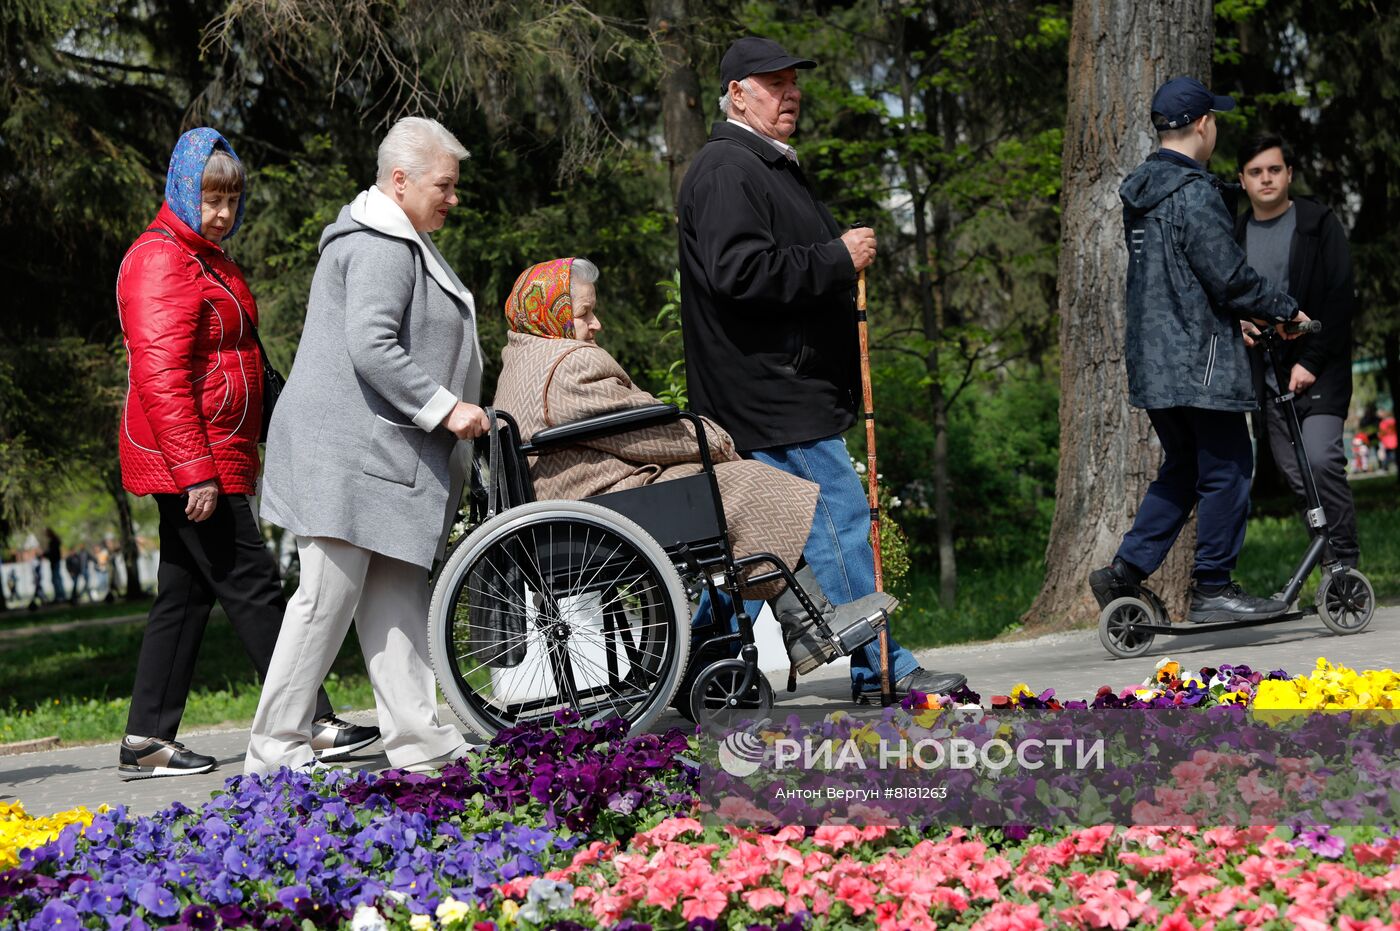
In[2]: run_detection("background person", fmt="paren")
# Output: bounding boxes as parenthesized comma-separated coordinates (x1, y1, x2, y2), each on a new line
(1089, 78, 1308, 621)
(246, 117, 485, 777)
(491, 257, 892, 675)
(116, 127, 377, 781)
(1234, 133, 1360, 568)
(44, 529, 65, 602)
(675, 36, 966, 703)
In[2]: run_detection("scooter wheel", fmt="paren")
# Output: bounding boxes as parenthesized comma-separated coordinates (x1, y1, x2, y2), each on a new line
(1098, 596, 1156, 658)
(689, 659, 774, 737)
(1316, 568, 1375, 635)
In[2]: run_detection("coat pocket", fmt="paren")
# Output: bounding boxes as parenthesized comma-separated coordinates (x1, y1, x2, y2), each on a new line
(363, 415, 426, 486)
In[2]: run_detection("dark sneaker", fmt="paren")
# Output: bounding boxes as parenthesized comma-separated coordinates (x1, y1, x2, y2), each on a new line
(311, 715, 380, 761)
(118, 736, 216, 781)
(854, 667, 968, 705)
(1187, 582, 1287, 624)
(1089, 559, 1139, 610)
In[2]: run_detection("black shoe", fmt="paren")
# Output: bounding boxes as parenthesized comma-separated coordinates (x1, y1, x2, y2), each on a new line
(118, 736, 216, 781)
(1187, 582, 1287, 624)
(311, 714, 381, 761)
(853, 667, 968, 704)
(1089, 558, 1140, 610)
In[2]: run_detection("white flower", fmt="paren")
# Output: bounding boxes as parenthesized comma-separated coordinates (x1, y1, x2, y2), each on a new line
(409, 915, 434, 931)
(351, 906, 387, 931)
(855, 462, 867, 474)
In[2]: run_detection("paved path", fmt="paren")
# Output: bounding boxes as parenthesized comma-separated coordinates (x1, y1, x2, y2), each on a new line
(4, 604, 1396, 818)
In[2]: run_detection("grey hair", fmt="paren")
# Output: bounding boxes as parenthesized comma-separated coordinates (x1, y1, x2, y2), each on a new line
(570, 257, 600, 294)
(375, 117, 469, 186)
(717, 78, 757, 117)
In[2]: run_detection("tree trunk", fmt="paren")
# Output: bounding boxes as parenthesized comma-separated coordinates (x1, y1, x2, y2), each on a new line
(649, 0, 708, 207)
(1025, 0, 1212, 630)
(106, 464, 143, 600)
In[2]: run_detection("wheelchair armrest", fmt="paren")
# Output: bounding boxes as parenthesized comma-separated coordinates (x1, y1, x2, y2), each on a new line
(524, 403, 681, 452)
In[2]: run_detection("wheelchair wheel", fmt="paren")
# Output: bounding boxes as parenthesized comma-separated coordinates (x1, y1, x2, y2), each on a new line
(1098, 596, 1156, 658)
(688, 659, 774, 737)
(428, 499, 690, 740)
(1316, 568, 1375, 635)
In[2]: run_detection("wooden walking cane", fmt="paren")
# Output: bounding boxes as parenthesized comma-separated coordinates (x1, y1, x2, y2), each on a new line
(856, 262, 895, 708)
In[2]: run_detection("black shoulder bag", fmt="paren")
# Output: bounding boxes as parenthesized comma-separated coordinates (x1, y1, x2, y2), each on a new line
(147, 227, 285, 441)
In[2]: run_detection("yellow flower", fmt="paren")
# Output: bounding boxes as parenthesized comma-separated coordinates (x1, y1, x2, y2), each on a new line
(1009, 683, 1035, 705)
(435, 898, 472, 927)
(499, 900, 520, 924)
(409, 914, 434, 931)
(0, 800, 104, 870)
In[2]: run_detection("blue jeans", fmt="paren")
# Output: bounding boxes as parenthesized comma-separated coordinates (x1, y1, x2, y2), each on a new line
(1116, 407, 1253, 586)
(693, 434, 919, 692)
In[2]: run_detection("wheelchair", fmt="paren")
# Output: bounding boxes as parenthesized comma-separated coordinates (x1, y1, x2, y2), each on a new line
(426, 403, 889, 739)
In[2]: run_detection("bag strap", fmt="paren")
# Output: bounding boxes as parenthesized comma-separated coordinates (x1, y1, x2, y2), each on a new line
(146, 226, 270, 361)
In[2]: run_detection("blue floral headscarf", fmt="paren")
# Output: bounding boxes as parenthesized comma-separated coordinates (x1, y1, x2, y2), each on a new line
(164, 127, 246, 240)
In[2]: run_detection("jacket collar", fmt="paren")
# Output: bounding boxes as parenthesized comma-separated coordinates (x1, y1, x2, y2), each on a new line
(154, 202, 225, 258)
(710, 121, 789, 165)
(1233, 194, 1330, 239)
(348, 185, 476, 315)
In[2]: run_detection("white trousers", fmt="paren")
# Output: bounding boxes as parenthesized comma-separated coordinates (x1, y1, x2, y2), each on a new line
(244, 536, 461, 774)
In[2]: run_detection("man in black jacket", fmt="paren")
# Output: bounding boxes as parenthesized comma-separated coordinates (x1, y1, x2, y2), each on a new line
(1235, 133, 1359, 567)
(677, 36, 966, 702)
(1089, 78, 1307, 623)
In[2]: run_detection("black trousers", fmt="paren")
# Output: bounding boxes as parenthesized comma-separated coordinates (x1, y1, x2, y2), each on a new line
(126, 494, 333, 739)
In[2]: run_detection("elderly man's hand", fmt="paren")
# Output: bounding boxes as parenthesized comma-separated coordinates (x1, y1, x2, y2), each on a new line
(443, 401, 490, 440)
(841, 227, 877, 272)
(184, 481, 219, 522)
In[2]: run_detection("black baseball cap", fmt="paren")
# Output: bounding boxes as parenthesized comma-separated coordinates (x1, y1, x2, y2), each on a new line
(1151, 77, 1235, 131)
(720, 37, 816, 91)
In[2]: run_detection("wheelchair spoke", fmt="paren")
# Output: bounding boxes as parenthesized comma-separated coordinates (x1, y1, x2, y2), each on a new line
(433, 501, 691, 739)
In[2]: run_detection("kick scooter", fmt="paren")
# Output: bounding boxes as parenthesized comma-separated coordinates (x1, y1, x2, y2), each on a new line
(1098, 320, 1376, 658)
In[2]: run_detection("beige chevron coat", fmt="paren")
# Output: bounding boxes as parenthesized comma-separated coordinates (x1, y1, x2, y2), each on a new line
(492, 331, 818, 598)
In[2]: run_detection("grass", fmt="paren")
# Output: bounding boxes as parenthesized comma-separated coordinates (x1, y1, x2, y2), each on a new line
(896, 561, 1045, 649)
(0, 614, 377, 746)
(1236, 476, 1400, 605)
(0, 597, 153, 629)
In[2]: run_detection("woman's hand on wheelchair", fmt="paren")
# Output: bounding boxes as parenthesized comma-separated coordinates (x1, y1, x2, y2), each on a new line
(443, 401, 491, 440)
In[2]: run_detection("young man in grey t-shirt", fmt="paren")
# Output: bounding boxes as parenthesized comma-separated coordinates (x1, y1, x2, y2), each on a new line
(1236, 133, 1360, 568)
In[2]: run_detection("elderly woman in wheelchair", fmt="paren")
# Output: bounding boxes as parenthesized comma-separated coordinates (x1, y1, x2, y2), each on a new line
(425, 257, 898, 736)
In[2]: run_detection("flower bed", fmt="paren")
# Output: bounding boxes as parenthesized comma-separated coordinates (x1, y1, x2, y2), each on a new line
(3, 658, 1398, 930)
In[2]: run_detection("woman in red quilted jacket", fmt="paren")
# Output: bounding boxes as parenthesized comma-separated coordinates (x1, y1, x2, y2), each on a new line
(114, 128, 378, 780)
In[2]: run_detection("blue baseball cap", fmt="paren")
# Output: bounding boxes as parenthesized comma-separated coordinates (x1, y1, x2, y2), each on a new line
(1151, 77, 1235, 131)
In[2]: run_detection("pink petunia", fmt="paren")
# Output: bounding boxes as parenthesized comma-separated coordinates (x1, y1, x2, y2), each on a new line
(1153, 912, 1194, 931)
(969, 902, 1046, 931)
(834, 876, 878, 915)
(740, 887, 786, 911)
(1284, 901, 1334, 931)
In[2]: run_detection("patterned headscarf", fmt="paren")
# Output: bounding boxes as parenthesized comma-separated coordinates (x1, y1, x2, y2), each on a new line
(164, 127, 246, 240)
(504, 258, 577, 339)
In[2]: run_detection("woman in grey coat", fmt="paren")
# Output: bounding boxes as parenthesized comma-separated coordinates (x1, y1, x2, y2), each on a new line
(245, 118, 488, 775)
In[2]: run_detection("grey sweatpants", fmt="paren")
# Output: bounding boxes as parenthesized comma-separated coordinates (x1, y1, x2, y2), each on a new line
(1262, 405, 1359, 562)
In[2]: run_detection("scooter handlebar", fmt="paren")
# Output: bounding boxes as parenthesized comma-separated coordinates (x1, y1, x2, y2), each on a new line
(1283, 318, 1322, 335)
